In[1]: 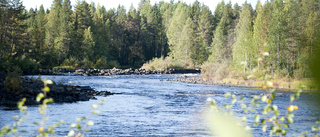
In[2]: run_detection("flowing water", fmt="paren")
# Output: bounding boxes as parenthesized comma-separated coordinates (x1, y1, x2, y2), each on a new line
(0, 74, 319, 136)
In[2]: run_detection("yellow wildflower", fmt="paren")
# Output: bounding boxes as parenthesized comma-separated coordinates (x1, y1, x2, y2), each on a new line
(286, 105, 299, 112)
(38, 127, 44, 132)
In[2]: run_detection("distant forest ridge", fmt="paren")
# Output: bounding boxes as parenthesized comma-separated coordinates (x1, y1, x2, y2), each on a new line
(0, 0, 319, 79)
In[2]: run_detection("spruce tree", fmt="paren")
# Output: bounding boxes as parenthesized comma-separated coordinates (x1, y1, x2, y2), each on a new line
(268, 0, 286, 71)
(55, 0, 72, 64)
(166, 2, 190, 64)
(197, 5, 213, 64)
(233, 2, 255, 72)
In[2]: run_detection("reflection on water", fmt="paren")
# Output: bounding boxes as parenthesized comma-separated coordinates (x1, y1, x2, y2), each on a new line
(0, 74, 319, 136)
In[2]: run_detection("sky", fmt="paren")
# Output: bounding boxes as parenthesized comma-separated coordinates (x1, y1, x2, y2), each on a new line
(23, 0, 266, 13)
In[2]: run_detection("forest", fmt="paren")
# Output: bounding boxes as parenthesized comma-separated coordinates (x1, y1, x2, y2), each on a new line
(0, 0, 319, 81)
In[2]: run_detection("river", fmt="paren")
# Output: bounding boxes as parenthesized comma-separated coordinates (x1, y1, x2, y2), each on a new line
(0, 74, 319, 136)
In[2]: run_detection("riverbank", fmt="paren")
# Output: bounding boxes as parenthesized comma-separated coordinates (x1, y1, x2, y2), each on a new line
(0, 75, 116, 107)
(168, 76, 316, 92)
(40, 68, 201, 76)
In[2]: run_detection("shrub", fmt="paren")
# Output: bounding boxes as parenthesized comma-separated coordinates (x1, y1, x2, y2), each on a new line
(62, 57, 80, 68)
(141, 57, 183, 70)
(107, 60, 120, 69)
(19, 57, 41, 74)
(5, 67, 22, 94)
(52, 66, 75, 72)
(79, 58, 94, 69)
(95, 57, 108, 69)
(201, 61, 231, 81)
(293, 67, 310, 80)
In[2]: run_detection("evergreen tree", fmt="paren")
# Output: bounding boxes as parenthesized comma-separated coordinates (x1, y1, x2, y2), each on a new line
(283, 0, 300, 75)
(196, 5, 213, 64)
(70, 0, 93, 60)
(126, 6, 144, 66)
(44, 0, 62, 66)
(159, 2, 172, 57)
(6, 0, 27, 58)
(268, 0, 286, 71)
(55, 0, 72, 64)
(45, 0, 62, 47)
(213, 1, 225, 29)
(233, 2, 255, 72)
(209, 2, 234, 62)
(166, 2, 190, 64)
(82, 26, 94, 60)
(92, 3, 110, 62)
(36, 5, 46, 62)
(114, 5, 127, 65)
(253, 0, 269, 69)
(26, 8, 38, 59)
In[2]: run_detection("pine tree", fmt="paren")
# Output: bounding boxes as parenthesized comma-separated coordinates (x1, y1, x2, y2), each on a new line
(6, 0, 27, 58)
(26, 8, 39, 60)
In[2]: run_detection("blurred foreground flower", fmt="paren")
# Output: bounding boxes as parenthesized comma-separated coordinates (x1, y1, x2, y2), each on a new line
(286, 105, 298, 112)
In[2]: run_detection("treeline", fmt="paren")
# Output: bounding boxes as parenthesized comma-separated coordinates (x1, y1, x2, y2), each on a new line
(0, 0, 319, 79)
(0, 0, 173, 73)
(201, 0, 320, 80)
(145, 0, 320, 80)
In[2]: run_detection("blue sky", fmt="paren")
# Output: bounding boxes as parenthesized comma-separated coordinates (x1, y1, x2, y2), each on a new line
(23, 0, 266, 12)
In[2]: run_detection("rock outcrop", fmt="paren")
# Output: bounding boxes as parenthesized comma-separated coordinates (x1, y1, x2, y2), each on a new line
(0, 76, 116, 107)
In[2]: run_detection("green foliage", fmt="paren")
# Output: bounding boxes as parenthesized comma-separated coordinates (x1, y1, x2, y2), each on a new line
(107, 60, 120, 69)
(0, 56, 40, 74)
(17, 57, 41, 74)
(94, 57, 108, 69)
(232, 3, 256, 72)
(166, 3, 192, 65)
(79, 58, 94, 69)
(52, 66, 75, 71)
(141, 57, 183, 70)
(62, 56, 80, 68)
(0, 0, 318, 80)
(5, 68, 22, 94)
(82, 27, 95, 60)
